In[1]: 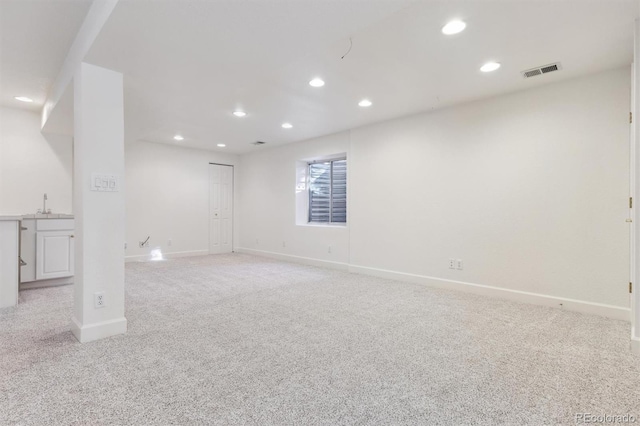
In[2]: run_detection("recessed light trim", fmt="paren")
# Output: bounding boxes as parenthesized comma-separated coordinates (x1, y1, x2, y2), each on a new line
(358, 99, 372, 107)
(309, 78, 325, 87)
(15, 96, 33, 103)
(480, 62, 501, 72)
(217, 143, 226, 147)
(442, 20, 466, 35)
(173, 135, 184, 141)
(281, 123, 293, 129)
(233, 110, 247, 117)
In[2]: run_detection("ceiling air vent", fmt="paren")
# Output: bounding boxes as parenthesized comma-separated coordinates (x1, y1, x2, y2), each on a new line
(252, 141, 267, 146)
(521, 62, 562, 79)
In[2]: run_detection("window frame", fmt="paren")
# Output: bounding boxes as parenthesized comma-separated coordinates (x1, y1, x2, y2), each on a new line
(307, 157, 347, 225)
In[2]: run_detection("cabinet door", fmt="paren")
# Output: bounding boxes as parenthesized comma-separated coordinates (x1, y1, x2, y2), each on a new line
(36, 231, 75, 280)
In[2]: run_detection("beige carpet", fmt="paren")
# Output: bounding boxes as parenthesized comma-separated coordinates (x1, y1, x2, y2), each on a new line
(1, 253, 639, 425)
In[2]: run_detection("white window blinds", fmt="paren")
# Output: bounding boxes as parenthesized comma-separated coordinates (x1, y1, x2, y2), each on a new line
(308, 159, 347, 223)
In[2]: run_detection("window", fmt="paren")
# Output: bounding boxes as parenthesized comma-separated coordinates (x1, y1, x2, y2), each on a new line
(308, 159, 347, 223)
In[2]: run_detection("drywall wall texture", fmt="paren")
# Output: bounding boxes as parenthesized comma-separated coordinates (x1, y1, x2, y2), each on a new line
(238, 131, 350, 266)
(125, 140, 239, 260)
(0, 107, 73, 215)
(239, 67, 630, 309)
(349, 67, 630, 308)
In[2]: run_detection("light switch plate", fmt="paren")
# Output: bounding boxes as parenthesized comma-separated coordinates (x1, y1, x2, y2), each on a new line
(91, 173, 120, 192)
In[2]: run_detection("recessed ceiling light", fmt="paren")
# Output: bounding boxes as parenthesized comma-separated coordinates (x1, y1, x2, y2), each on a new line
(281, 123, 293, 129)
(217, 143, 226, 147)
(15, 96, 33, 103)
(233, 110, 247, 117)
(358, 99, 372, 107)
(309, 78, 325, 87)
(173, 135, 184, 141)
(480, 62, 501, 72)
(442, 20, 466, 35)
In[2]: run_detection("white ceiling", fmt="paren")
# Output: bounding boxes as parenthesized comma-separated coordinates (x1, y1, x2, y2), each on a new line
(0, 0, 92, 112)
(2, 0, 639, 153)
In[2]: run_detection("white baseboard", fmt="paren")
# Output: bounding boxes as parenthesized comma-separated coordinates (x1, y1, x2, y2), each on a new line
(349, 264, 630, 322)
(236, 247, 349, 271)
(125, 249, 209, 263)
(71, 316, 127, 343)
(235, 249, 629, 321)
(20, 277, 73, 290)
(632, 336, 640, 355)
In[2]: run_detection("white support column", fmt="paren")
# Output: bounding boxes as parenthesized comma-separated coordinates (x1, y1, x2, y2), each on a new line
(632, 19, 640, 355)
(70, 62, 126, 343)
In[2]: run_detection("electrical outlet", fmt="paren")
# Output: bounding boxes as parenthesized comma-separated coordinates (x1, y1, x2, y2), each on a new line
(328, 245, 332, 254)
(124, 242, 127, 249)
(448, 258, 456, 269)
(94, 292, 106, 309)
(456, 259, 464, 270)
(282, 241, 286, 248)
(168, 239, 172, 246)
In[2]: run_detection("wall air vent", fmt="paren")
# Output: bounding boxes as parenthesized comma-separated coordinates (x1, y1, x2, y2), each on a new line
(252, 141, 267, 146)
(521, 62, 562, 79)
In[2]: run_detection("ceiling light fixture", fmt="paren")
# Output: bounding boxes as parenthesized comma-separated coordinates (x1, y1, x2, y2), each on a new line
(442, 20, 466, 35)
(309, 78, 325, 87)
(480, 62, 501, 72)
(281, 123, 293, 129)
(358, 99, 372, 107)
(15, 96, 33, 103)
(173, 135, 184, 141)
(233, 110, 247, 117)
(217, 143, 226, 147)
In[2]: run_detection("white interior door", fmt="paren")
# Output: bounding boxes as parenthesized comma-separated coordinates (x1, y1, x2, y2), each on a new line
(209, 164, 233, 254)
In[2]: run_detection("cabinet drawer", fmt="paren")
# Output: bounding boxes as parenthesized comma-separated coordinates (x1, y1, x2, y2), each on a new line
(36, 219, 74, 231)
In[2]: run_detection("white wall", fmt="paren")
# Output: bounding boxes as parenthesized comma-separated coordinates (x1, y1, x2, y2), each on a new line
(125, 140, 240, 260)
(0, 107, 73, 215)
(238, 131, 350, 266)
(238, 67, 631, 313)
(0, 107, 241, 262)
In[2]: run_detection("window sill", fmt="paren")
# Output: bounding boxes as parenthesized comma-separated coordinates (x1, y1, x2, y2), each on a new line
(296, 222, 348, 229)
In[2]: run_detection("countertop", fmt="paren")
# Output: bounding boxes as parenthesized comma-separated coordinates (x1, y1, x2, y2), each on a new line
(0, 214, 74, 221)
(22, 214, 74, 219)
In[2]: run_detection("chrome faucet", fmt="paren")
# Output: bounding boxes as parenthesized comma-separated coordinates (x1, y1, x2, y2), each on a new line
(42, 193, 47, 214)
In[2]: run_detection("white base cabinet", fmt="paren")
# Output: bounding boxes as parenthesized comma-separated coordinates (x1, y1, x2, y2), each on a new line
(21, 219, 74, 283)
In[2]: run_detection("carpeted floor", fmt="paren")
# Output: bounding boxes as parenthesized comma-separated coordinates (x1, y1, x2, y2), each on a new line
(1, 253, 639, 425)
